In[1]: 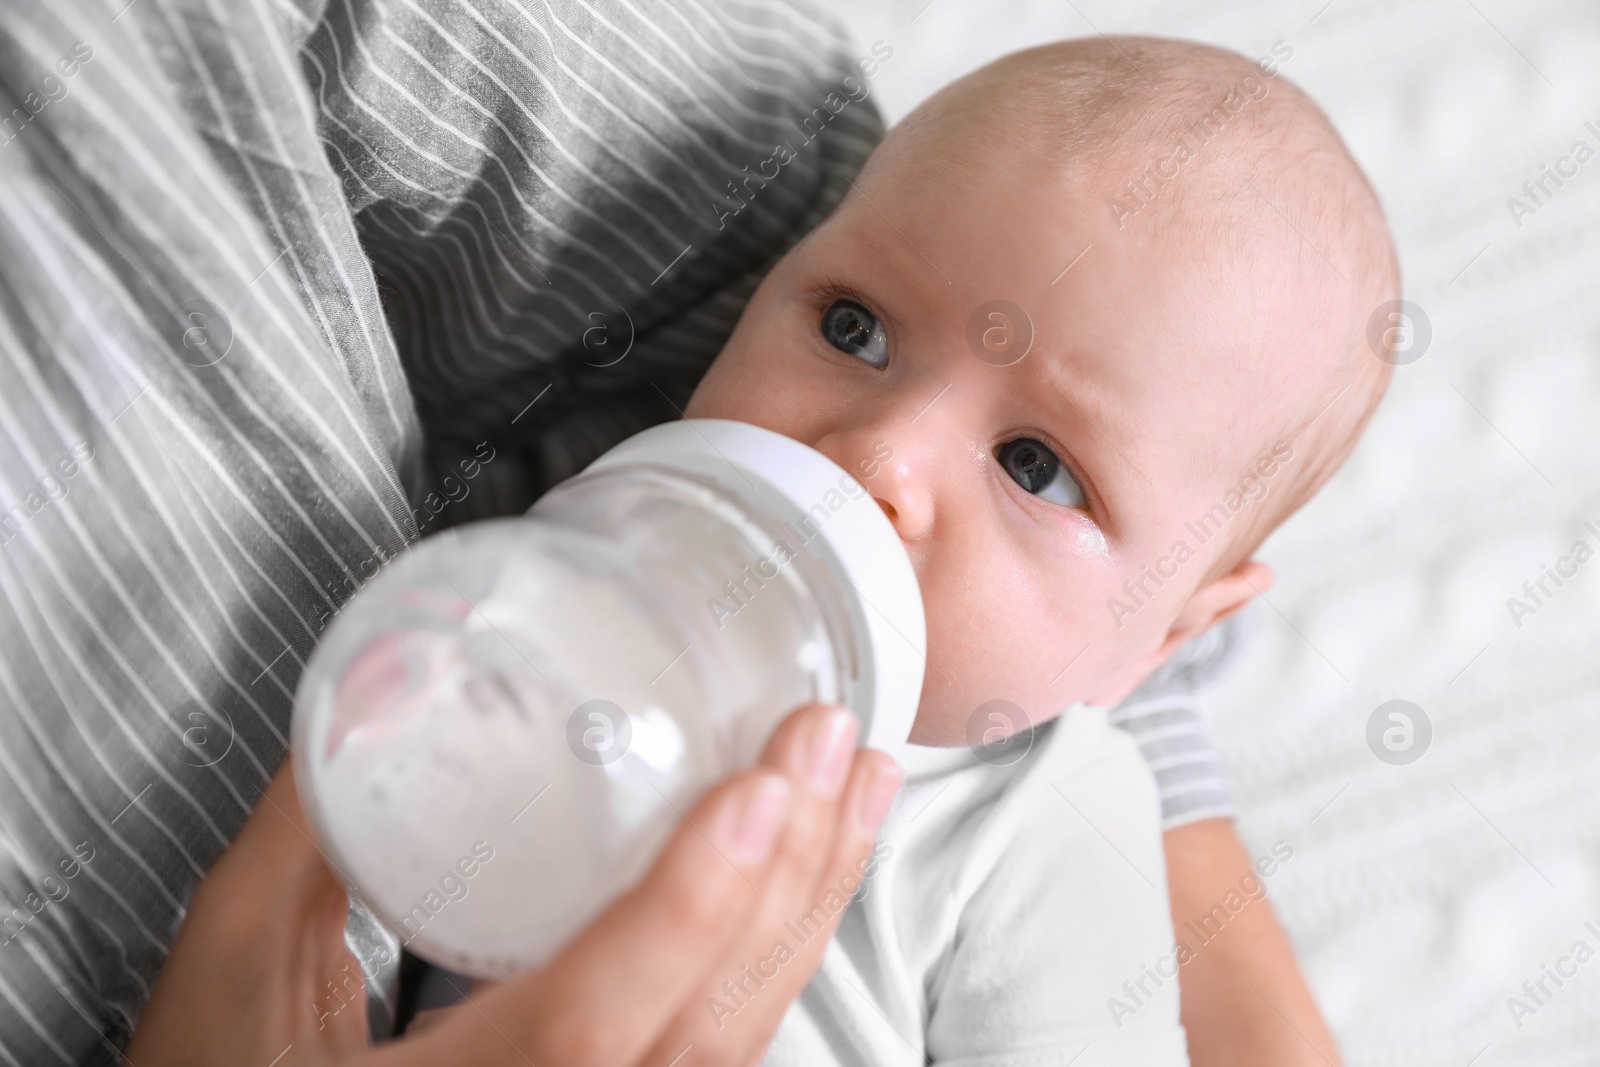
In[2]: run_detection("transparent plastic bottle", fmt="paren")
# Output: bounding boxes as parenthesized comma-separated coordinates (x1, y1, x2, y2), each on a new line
(292, 419, 925, 978)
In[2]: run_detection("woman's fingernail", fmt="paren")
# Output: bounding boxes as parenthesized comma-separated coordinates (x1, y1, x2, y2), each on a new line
(719, 774, 791, 866)
(856, 763, 902, 833)
(807, 708, 857, 797)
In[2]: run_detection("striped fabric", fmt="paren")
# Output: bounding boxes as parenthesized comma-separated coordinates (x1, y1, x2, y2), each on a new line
(1110, 611, 1248, 828)
(0, 1, 1231, 1061)
(0, 1, 877, 1061)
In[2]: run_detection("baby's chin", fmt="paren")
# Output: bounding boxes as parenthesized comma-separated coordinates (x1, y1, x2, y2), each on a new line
(905, 713, 964, 748)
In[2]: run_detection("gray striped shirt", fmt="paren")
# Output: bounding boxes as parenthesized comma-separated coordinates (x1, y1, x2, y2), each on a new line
(0, 2, 1230, 1061)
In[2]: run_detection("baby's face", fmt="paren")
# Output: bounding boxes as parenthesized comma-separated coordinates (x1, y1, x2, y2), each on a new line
(687, 122, 1329, 746)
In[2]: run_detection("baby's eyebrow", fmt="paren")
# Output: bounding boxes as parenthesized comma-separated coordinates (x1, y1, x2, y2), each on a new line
(1031, 344, 1118, 446)
(1027, 347, 1158, 513)
(838, 203, 951, 295)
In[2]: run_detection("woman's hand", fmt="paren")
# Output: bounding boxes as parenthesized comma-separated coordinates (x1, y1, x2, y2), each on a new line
(127, 702, 901, 1067)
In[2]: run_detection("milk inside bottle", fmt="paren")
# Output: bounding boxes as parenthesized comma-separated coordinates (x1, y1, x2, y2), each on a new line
(291, 419, 926, 977)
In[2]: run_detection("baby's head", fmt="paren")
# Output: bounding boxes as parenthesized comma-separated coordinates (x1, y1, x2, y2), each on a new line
(686, 36, 1400, 745)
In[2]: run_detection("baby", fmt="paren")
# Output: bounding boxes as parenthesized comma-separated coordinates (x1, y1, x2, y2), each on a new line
(682, 35, 1399, 1066)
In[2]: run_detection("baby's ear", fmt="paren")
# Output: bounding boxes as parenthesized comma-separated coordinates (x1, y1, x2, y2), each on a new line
(1172, 559, 1273, 645)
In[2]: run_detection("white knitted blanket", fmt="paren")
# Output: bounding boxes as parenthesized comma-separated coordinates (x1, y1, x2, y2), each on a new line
(819, 1, 1600, 1063)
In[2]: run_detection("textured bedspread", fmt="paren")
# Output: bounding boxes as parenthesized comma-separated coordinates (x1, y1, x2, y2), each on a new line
(819, 1, 1600, 1063)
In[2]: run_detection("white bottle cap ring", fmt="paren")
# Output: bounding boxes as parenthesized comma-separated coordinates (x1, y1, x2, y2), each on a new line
(583, 419, 927, 756)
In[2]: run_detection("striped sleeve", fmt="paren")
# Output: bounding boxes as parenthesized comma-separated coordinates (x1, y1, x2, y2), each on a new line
(305, 0, 882, 513)
(1107, 612, 1250, 828)
(0, 1, 880, 1062)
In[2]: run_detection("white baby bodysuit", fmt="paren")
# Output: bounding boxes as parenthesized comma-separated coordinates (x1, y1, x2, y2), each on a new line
(760, 703, 1190, 1066)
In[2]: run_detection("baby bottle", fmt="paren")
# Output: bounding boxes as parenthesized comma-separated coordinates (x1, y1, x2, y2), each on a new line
(291, 419, 925, 978)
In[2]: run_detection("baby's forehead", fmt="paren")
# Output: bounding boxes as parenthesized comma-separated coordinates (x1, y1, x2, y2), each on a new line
(885, 38, 1375, 263)
(832, 100, 1334, 403)
(823, 38, 1396, 556)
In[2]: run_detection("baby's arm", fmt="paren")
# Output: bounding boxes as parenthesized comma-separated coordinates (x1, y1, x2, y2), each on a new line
(1109, 619, 1339, 1064)
(1164, 819, 1341, 1066)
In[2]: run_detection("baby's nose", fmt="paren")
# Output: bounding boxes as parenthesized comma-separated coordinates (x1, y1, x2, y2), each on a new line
(868, 468, 934, 544)
(811, 424, 935, 543)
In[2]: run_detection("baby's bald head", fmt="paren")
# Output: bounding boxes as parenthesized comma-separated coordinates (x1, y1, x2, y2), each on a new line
(882, 36, 1400, 580)
(694, 35, 1404, 726)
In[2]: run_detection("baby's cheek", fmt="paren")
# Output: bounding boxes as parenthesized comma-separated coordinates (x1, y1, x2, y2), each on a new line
(903, 585, 992, 744)
(898, 507, 1113, 740)
(905, 581, 1049, 744)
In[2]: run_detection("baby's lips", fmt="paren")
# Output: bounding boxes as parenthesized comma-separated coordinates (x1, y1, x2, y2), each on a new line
(326, 629, 458, 759)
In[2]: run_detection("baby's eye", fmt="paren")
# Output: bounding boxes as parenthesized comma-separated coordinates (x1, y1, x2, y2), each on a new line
(820, 299, 889, 369)
(997, 438, 1086, 508)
